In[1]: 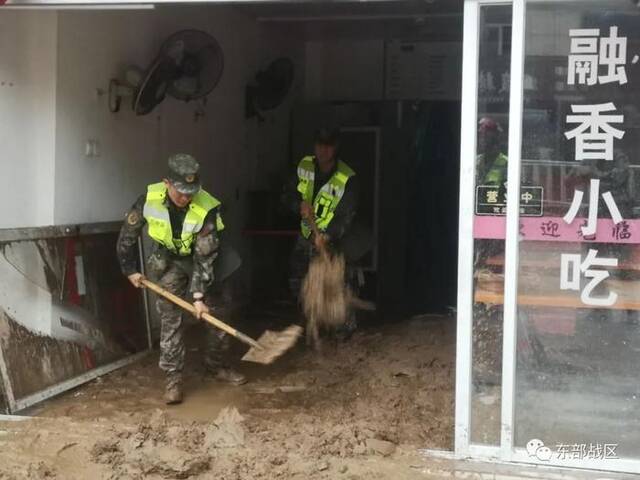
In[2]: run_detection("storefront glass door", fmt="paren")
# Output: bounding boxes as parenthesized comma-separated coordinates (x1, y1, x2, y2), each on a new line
(513, 0, 640, 467)
(458, 0, 640, 473)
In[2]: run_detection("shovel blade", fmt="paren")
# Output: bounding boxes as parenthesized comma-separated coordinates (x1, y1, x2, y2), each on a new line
(241, 324, 303, 364)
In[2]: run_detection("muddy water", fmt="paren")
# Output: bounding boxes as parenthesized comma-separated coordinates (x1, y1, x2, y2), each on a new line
(30, 342, 309, 424)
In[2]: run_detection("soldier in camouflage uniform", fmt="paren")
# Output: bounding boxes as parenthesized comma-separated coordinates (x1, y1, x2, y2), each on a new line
(282, 128, 361, 339)
(117, 154, 246, 405)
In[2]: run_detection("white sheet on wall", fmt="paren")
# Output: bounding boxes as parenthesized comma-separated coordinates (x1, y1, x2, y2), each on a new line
(385, 40, 462, 101)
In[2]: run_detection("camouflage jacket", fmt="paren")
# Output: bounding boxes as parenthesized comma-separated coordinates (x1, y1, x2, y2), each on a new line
(116, 193, 221, 294)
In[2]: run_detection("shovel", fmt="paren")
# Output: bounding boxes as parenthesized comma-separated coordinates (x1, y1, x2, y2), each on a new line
(141, 279, 302, 364)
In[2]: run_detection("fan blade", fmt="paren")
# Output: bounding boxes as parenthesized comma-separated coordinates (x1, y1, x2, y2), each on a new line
(161, 30, 224, 101)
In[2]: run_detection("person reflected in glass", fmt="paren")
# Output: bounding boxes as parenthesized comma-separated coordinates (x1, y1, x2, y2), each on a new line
(477, 117, 508, 186)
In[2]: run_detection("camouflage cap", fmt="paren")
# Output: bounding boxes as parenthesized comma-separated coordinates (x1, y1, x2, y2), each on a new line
(167, 153, 201, 195)
(314, 127, 340, 146)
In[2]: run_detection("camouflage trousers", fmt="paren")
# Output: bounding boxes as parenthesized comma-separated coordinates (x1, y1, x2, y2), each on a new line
(149, 255, 230, 376)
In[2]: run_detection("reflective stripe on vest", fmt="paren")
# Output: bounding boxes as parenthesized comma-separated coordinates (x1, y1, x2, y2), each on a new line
(143, 182, 223, 256)
(296, 156, 355, 239)
(482, 152, 508, 185)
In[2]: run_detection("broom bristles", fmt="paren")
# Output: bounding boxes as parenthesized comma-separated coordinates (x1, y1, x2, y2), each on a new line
(301, 250, 349, 333)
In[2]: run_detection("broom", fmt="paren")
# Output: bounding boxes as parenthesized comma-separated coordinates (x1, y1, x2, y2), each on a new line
(301, 218, 368, 349)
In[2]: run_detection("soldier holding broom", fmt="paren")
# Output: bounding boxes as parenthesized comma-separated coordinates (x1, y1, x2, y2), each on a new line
(282, 128, 362, 341)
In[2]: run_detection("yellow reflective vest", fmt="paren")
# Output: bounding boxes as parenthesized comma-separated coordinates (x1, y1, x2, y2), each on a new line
(296, 156, 355, 239)
(143, 182, 224, 256)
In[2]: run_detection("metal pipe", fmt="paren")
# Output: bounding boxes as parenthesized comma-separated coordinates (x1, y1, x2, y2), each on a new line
(1, 4, 154, 9)
(0, 345, 17, 414)
(4, 0, 404, 4)
(257, 13, 463, 23)
(59, 250, 67, 302)
(0, 222, 120, 243)
(13, 351, 150, 413)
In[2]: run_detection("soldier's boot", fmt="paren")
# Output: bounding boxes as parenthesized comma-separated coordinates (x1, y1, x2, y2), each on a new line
(205, 363, 247, 386)
(335, 313, 357, 342)
(164, 373, 183, 405)
(214, 367, 247, 385)
(205, 325, 247, 386)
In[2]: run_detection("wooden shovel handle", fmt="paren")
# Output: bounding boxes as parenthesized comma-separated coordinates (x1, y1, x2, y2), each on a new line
(141, 279, 263, 351)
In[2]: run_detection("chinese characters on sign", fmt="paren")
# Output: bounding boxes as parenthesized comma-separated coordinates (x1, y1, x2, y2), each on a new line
(564, 103, 624, 161)
(540, 220, 560, 238)
(567, 27, 636, 86)
(612, 221, 631, 241)
(476, 186, 543, 216)
(473, 216, 638, 244)
(559, 26, 637, 307)
(560, 249, 618, 306)
(479, 71, 510, 95)
(563, 179, 623, 237)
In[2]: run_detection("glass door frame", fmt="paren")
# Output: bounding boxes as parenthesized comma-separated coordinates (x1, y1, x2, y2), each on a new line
(456, 0, 640, 474)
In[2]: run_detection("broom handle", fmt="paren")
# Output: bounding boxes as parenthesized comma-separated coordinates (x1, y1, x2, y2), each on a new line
(141, 279, 263, 350)
(307, 214, 329, 256)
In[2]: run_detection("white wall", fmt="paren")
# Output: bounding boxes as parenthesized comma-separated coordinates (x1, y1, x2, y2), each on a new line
(0, 11, 57, 229)
(153, 6, 261, 249)
(0, 5, 303, 241)
(52, 6, 304, 242)
(150, 6, 304, 258)
(54, 10, 162, 225)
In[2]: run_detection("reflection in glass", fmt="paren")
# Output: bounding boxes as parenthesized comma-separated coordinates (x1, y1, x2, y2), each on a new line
(515, 0, 640, 460)
(471, 4, 512, 446)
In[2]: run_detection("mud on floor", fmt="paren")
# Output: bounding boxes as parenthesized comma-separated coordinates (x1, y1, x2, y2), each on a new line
(0, 316, 455, 479)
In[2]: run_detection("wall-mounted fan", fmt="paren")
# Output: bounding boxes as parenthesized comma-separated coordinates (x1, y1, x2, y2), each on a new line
(246, 57, 294, 120)
(109, 29, 224, 115)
